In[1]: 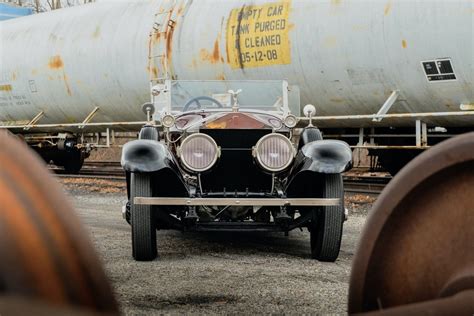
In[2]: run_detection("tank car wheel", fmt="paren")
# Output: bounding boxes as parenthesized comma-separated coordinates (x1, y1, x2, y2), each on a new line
(349, 133, 474, 314)
(0, 132, 118, 313)
(310, 174, 344, 262)
(131, 173, 157, 261)
(63, 152, 84, 174)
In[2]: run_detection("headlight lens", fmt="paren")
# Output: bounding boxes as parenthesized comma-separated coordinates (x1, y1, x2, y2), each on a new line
(254, 133, 295, 172)
(179, 133, 220, 172)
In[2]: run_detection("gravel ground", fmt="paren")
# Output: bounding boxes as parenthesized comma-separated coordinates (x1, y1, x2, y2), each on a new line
(68, 189, 372, 315)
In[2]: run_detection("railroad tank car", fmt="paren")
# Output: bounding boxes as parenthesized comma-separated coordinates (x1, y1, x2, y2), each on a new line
(0, 0, 472, 173)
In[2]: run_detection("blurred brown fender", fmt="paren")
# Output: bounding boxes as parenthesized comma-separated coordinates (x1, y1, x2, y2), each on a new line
(0, 131, 118, 314)
(348, 132, 474, 315)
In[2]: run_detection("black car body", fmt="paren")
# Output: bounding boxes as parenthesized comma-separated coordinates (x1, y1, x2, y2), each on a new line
(122, 80, 352, 261)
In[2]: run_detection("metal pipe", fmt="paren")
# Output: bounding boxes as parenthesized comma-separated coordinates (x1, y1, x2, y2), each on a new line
(373, 90, 400, 122)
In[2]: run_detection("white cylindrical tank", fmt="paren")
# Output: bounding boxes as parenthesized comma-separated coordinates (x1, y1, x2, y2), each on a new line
(0, 0, 472, 129)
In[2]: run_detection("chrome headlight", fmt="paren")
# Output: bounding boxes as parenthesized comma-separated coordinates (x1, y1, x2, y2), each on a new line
(178, 133, 220, 172)
(253, 133, 296, 172)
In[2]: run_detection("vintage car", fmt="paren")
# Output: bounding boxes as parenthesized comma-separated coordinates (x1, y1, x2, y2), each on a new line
(121, 80, 352, 262)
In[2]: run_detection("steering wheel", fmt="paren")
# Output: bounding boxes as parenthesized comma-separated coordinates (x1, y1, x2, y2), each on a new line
(183, 96, 224, 111)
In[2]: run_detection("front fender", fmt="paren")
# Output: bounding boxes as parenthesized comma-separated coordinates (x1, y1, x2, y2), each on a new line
(286, 140, 352, 197)
(300, 140, 353, 174)
(121, 139, 176, 173)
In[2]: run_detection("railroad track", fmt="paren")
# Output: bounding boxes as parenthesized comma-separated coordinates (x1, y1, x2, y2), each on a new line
(50, 161, 125, 180)
(52, 162, 391, 194)
(343, 175, 391, 194)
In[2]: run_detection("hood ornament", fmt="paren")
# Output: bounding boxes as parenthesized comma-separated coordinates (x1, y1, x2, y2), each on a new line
(228, 89, 242, 112)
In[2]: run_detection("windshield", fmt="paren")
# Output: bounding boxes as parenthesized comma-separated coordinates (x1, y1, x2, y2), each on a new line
(153, 80, 300, 116)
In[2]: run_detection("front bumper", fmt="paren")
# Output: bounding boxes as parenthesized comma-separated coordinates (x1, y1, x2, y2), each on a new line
(133, 197, 340, 207)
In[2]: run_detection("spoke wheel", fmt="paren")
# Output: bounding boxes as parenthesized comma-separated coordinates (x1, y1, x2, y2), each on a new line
(131, 173, 157, 261)
(310, 174, 344, 262)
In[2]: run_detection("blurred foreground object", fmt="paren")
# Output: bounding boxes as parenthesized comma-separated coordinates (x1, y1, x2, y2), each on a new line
(349, 133, 474, 314)
(0, 131, 118, 314)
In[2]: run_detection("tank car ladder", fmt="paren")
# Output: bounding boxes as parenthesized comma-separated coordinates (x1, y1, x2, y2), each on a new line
(148, 0, 184, 86)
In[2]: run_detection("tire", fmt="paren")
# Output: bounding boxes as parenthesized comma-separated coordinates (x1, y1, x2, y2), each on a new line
(131, 173, 157, 261)
(298, 127, 323, 150)
(63, 152, 84, 174)
(139, 125, 159, 141)
(310, 174, 344, 262)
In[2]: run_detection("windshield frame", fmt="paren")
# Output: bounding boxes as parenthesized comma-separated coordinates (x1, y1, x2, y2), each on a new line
(152, 79, 292, 117)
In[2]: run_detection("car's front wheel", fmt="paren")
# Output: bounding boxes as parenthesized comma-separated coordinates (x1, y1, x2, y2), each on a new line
(310, 174, 344, 262)
(131, 173, 157, 261)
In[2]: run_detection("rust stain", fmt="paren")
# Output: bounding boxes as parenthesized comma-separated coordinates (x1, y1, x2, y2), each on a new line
(92, 26, 101, 39)
(324, 36, 338, 48)
(217, 74, 226, 80)
(191, 59, 198, 68)
(288, 23, 295, 31)
(63, 74, 72, 96)
(177, 3, 184, 16)
(213, 39, 220, 62)
(148, 3, 181, 79)
(148, 31, 154, 77)
(0, 85, 12, 92)
(48, 55, 64, 69)
(352, 24, 368, 31)
(200, 49, 217, 64)
(331, 0, 342, 5)
(31, 69, 38, 75)
(402, 39, 407, 48)
(12, 72, 17, 81)
(330, 98, 345, 103)
(48, 76, 54, 81)
(200, 49, 210, 62)
(384, 1, 392, 15)
(166, 20, 175, 68)
(200, 39, 223, 64)
(152, 67, 158, 78)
